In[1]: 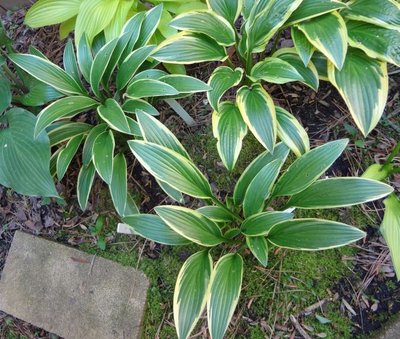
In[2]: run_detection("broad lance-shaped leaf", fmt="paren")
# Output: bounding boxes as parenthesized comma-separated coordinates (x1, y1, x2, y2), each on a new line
(156, 179, 184, 203)
(246, 236, 268, 267)
(92, 130, 115, 185)
(0, 73, 11, 114)
(243, 159, 283, 218)
(213, 102, 247, 171)
(124, 193, 139, 216)
(250, 57, 304, 84)
(237, 83, 277, 153)
(63, 39, 82, 86)
(77, 34, 93, 83)
(128, 141, 213, 199)
(174, 251, 212, 339)
(48, 122, 92, 146)
(208, 254, 243, 339)
(292, 27, 315, 66)
(123, 214, 190, 245)
(35, 96, 98, 138)
(170, 11, 236, 46)
(241, 211, 294, 236)
(207, 66, 243, 111)
(381, 194, 400, 281)
(97, 98, 130, 134)
(197, 206, 235, 223)
(311, 51, 329, 80)
(287, 178, 393, 209)
(328, 48, 388, 136)
(122, 99, 159, 116)
(152, 32, 227, 64)
(207, 0, 243, 24)
(9, 54, 84, 95)
(126, 79, 179, 99)
(273, 139, 348, 197)
(159, 75, 211, 94)
(268, 219, 366, 250)
(347, 20, 400, 67)
(109, 154, 127, 217)
(82, 123, 107, 166)
(276, 106, 310, 157)
(234, 143, 289, 205)
(135, 4, 163, 48)
(298, 12, 348, 70)
(56, 134, 83, 181)
(0, 108, 58, 197)
(155, 206, 223, 246)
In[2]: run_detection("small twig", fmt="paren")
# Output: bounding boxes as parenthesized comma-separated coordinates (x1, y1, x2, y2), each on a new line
(289, 315, 311, 339)
(88, 254, 96, 275)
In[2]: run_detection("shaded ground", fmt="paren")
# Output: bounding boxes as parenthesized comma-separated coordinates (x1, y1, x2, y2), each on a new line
(1, 6, 400, 339)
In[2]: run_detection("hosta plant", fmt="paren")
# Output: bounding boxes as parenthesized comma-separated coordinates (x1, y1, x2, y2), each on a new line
(3, 6, 210, 215)
(151, 0, 399, 171)
(122, 110, 394, 339)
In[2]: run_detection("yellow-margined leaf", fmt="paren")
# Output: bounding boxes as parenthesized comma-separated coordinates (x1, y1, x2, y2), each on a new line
(246, 236, 268, 267)
(92, 130, 115, 184)
(291, 27, 315, 66)
(207, 0, 243, 24)
(250, 57, 304, 84)
(241, 211, 294, 237)
(109, 153, 127, 216)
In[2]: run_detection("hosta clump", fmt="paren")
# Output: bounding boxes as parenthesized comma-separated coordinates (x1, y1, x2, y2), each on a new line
(152, 0, 399, 171)
(3, 5, 210, 215)
(123, 111, 394, 339)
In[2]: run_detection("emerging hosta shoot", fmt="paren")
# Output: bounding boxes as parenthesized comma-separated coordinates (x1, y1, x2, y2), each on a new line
(123, 111, 394, 339)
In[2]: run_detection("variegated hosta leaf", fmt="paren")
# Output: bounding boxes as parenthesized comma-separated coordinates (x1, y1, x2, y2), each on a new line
(250, 57, 304, 84)
(273, 139, 348, 197)
(213, 102, 247, 171)
(381, 194, 400, 280)
(342, 0, 400, 32)
(124, 193, 139, 216)
(109, 154, 127, 217)
(77, 34, 93, 83)
(56, 134, 83, 181)
(297, 12, 348, 70)
(242, 0, 255, 20)
(92, 130, 115, 185)
(207, 0, 243, 24)
(63, 39, 83, 86)
(170, 11, 236, 46)
(328, 48, 388, 136)
(311, 51, 329, 80)
(287, 178, 393, 208)
(241, 211, 294, 237)
(287, 0, 348, 25)
(276, 106, 310, 157)
(152, 32, 227, 64)
(135, 4, 163, 48)
(246, 236, 269, 267)
(97, 98, 130, 134)
(208, 254, 243, 339)
(103, 0, 132, 42)
(207, 66, 243, 111)
(159, 75, 211, 94)
(155, 206, 224, 246)
(123, 214, 190, 245)
(122, 99, 159, 116)
(82, 123, 107, 166)
(197, 206, 235, 223)
(362, 163, 394, 182)
(128, 141, 213, 199)
(77, 163, 96, 211)
(174, 251, 213, 339)
(268, 219, 366, 250)
(48, 122, 92, 146)
(126, 79, 179, 99)
(291, 27, 315, 66)
(347, 20, 400, 67)
(237, 83, 277, 153)
(120, 12, 145, 62)
(233, 143, 289, 205)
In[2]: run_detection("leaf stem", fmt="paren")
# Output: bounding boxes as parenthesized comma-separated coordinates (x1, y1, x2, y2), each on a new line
(210, 196, 243, 222)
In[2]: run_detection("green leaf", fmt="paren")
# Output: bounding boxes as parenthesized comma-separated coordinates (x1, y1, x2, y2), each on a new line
(122, 99, 159, 116)
(82, 123, 107, 166)
(103, 0, 132, 42)
(124, 193, 139, 216)
(328, 48, 388, 136)
(9, 54, 84, 95)
(48, 122, 92, 146)
(56, 134, 83, 180)
(120, 12, 145, 62)
(14, 80, 64, 107)
(273, 139, 348, 196)
(298, 12, 348, 70)
(0, 73, 11, 114)
(170, 11, 236, 46)
(237, 83, 277, 152)
(152, 32, 227, 64)
(77, 163, 95, 211)
(155, 206, 223, 246)
(128, 141, 213, 199)
(131, 69, 168, 82)
(243, 159, 283, 217)
(246, 236, 268, 266)
(291, 27, 315, 66)
(174, 251, 212, 339)
(347, 20, 400, 67)
(207, 66, 243, 111)
(126, 79, 179, 99)
(0, 108, 58, 197)
(197, 206, 235, 223)
(136, 4, 163, 48)
(268, 219, 366, 250)
(276, 106, 310, 157)
(156, 179, 184, 203)
(59, 16, 76, 39)
(109, 154, 127, 217)
(234, 143, 289, 205)
(213, 102, 247, 171)
(77, 34, 93, 83)
(381, 194, 400, 280)
(250, 57, 304, 84)
(207, 0, 242, 24)
(287, 178, 393, 208)
(241, 211, 294, 236)
(97, 98, 130, 134)
(35, 96, 98, 138)
(25, 0, 81, 27)
(63, 39, 82, 86)
(207, 253, 243, 339)
(92, 130, 114, 184)
(159, 75, 211, 94)
(311, 51, 329, 80)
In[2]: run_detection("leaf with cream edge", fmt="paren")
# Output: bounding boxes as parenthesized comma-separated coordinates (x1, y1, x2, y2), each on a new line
(126, 79, 179, 99)
(92, 130, 114, 185)
(246, 236, 269, 267)
(241, 211, 294, 237)
(291, 27, 315, 66)
(77, 163, 96, 211)
(135, 4, 163, 48)
(109, 154, 127, 217)
(82, 123, 107, 166)
(207, 254, 243, 339)
(97, 98, 130, 134)
(268, 219, 366, 250)
(56, 134, 83, 181)
(250, 57, 304, 84)
(174, 251, 213, 339)
(77, 34, 93, 83)
(197, 206, 235, 223)
(237, 83, 277, 152)
(213, 102, 247, 171)
(207, 0, 243, 24)
(207, 66, 243, 111)
(159, 75, 211, 94)
(328, 48, 388, 136)
(155, 206, 223, 246)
